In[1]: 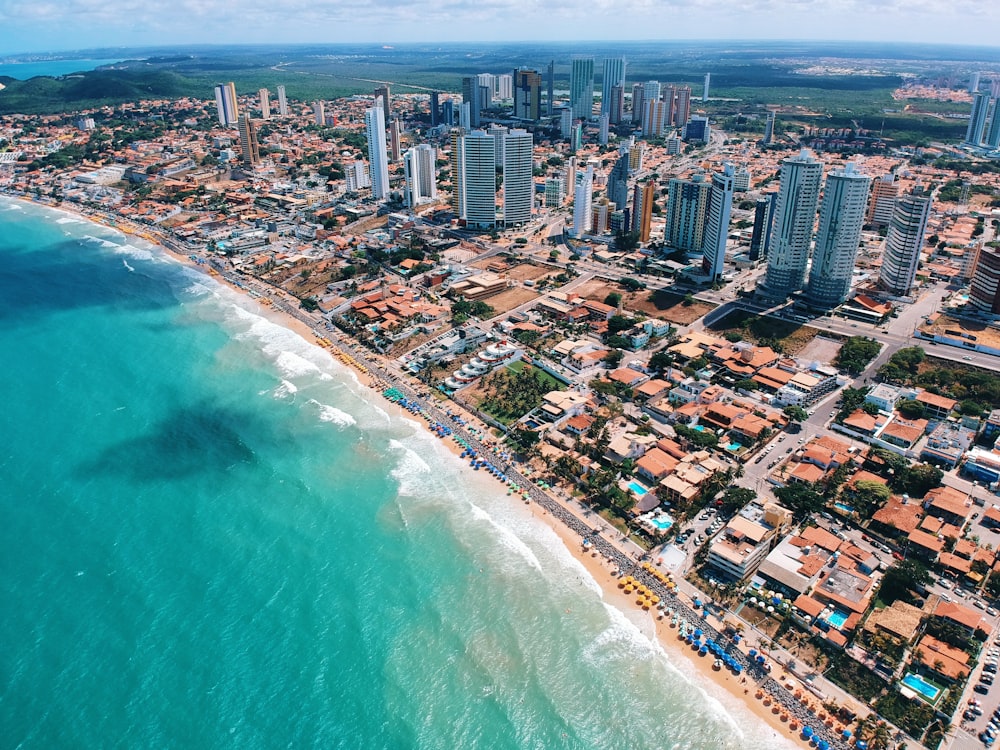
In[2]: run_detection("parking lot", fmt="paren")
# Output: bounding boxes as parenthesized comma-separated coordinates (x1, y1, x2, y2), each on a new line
(959, 637, 1000, 748)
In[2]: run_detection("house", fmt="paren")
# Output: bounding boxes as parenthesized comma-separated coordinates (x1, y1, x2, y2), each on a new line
(871, 495, 923, 538)
(913, 634, 970, 682)
(635, 448, 680, 484)
(863, 600, 924, 645)
(920, 422, 975, 468)
(914, 390, 957, 420)
(934, 600, 986, 637)
(924, 485, 973, 528)
(880, 417, 928, 450)
(706, 503, 789, 581)
(607, 367, 650, 388)
(865, 383, 904, 413)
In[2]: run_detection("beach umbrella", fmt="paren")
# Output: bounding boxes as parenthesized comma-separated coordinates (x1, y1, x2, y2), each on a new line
(694, 599, 703, 607)
(801, 727, 813, 739)
(841, 730, 851, 739)
(855, 742, 868, 750)
(694, 629, 703, 639)
(699, 645, 708, 655)
(749, 649, 757, 657)
(757, 655, 766, 664)
(817, 742, 829, 750)
(734, 663, 743, 673)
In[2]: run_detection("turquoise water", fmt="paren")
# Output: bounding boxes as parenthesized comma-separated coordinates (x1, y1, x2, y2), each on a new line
(0, 198, 795, 749)
(650, 517, 674, 531)
(628, 479, 651, 495)
(826, 609, 850, 630)
(692, 424, 707, 432)
(834, 502, 855, 515)
(0, 58, 122, 79)
(902, 673, 941, 701)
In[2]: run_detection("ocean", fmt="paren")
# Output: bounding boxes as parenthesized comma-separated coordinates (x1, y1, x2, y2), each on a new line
(0, 59, 123, 80)
(0, 197, 794, 749)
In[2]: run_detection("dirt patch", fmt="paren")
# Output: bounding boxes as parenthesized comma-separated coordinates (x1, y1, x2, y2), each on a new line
(572, 280, 716, 325)
(506, 262, 555, 282)
(797, 335, 845, 364)
(481, 286, 541, 315)
(707, 309, 822, 356)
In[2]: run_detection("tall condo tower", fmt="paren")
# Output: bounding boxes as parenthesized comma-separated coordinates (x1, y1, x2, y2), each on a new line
(664, 174, 712, 252)
(388, 118, 402, 162)
(762, 111, 776, 144)
(365, 98, 390, 201)
(805, 163, 872, 308)
(970, 72, 981, 93)
(970, 246, 1000, 314)
(276, 85, 288, 117)
(430, 92, 440, 127)
(601, 57, 627, 118)
(313, 101, 325, 126)
(608, 85, 625, 125)
(702, 73, 711, 102)
(237, 114, 259, 167)
(748, 194, 776, 261)
(878, 187, 932, 296)
(631, 83, 645, 124)
(213, 82, 239, 126)
(513, 69, 542, 120)
(502, 129, 534, 226)
(966, 92, 991, 146)
(761, 149, 823, 298)
(546, 61, 555, 116)
(374, 85, 391, 122)
(572, 165, 594, 237)
(461, 77, 482, 129)
(403, 144, 438, 208)
(634, 180, 655, 243)
(866, 174, 899, 228)
(703, 164, 735, 282)
(258, 88, 271, 119)
(987, 99, 1000, 149)
(570, 57, 595, 120)
(673, 86, 691, 126)
(459, 130, 497, 229)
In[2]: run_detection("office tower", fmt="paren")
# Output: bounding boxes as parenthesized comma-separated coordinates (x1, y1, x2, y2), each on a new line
(374, 85, 391, 121)
(513, 68, 542, 120)
(546, 61, 555, 117)
(601, 57, 627, 117)
(430, 92, 440, 127)
(560, 108, 573, 139)
(276, 85, 288, 117)
(237, 114, 259, 167)
(663, 85, 677, 127)
(805, 163, 872, 308)
(213, 82, 239, 126)
(566, 156, 577, 202)
(571, 123, 583, 153)
(762, 110, 775, 145)
(664, 174, 712, 252)
(987, 100, 1000, 149)
(598, 114, 610, 146)
(673, 86, 691, 126)
(403, 144, 438, 207)
(878, 187, 932, 296)
(703, 164, 735, 281)
(685, 116, 710, 143)
(459, 130, 497, 228)
(502, 129, 533, 226)
(866, 174, 899, 227)
(545, 176, 565, 208)
(570, 57, 595, 120)
(608, 151, 630, 218)
(488, 124, 508, 168)
(572, 165, 594, 236)
(642, 99, 667, 138)
(459, 102, 471, 130)
(365, 98, 390, 201)
(966, 92, 991, 146)
(477, 74, 495, 108)
(345, 161, 371, 192)
(970, 72, 981, 94)
(608, 85, 624, 125)
(970, 246, 1000, 313)
(449, 128, 463, 214)
(631, 83, 645, 124)
(592, 198, 612, 235)
(388, 118, 402, 162)
(748, 194, 776, 262)
(258, 88, 271, 120)
(664, 136, 681, 155)
(461, 77, 481, 128)
(634, 180, 655, 243)
(761, 149, 823, 298)
(313, 100, 325, 126)
(703, 73, 711, 102)
(497, 74, 513, 100)
(441, 99, 455, 127)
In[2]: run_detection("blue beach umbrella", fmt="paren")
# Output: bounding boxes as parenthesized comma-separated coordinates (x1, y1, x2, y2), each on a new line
(817, 741, 829, 750)
(841, 730, 851, 739)
(801, 726, 813, 739)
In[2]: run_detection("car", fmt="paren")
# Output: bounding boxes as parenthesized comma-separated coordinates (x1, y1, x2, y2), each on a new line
(964, 355, 973, 361)
(956, 589, 968, 598)
(976, 600, 988, 610)
(786, 447, 793, 454)
(989, 607, 999, 617)
(975, 683, 991, 694)
(754, 456, 763, 464)
(983, 674, 995, 685)
(941, 593, 953, 602)
(985, 664, 998, 673)
(939, 579, 954, 590)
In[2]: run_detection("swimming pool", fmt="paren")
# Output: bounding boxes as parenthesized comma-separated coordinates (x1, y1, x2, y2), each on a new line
(724, 442, 743, 452)
(826, 609, 850, 629)
(834, 502, 855, 515)
(650, 516, 673, 531)
(627, 480, 651, 496)
(691, 424, 707, 432)
(902, 672, 941, 702)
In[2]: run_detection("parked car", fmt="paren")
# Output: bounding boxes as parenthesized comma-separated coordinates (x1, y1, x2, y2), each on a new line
(975, 683, 991, 694)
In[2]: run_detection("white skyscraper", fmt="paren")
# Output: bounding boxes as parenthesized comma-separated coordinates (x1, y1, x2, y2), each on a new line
(502, 129, 533, 226)
(966, 92, 991, 146)
(213, 82, 239, 126)
(970, 72, 982, 94)
(365, 98, 390, 201)
(276, 85, 288, 117)
(598, 113, 610, 146)
(459, 130, 497, 229)
(497, 73, 513, 100)
(313, 100, 325, 126)
(570, 57, 595, 120)
(702, 73, 711, 102)
(572, 165, 594, 237)
(601, 57, 626, 118)
(258, 88, 271, 119)
(987, 99, 1000, 149)
(805, 163, 872, 308)
(703, 164, 735, 282)
(761, 149, 824, 298)
(345, 161, 371, 192)
(878, 187, 932, 297)
(403, 144, 438, 208)
(560, 108, 573, 139)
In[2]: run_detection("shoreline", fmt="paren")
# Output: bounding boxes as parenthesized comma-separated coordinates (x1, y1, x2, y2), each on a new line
(5, 191, 853, 750)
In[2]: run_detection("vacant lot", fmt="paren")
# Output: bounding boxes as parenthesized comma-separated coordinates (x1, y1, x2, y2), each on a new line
(796, 335, 845, 363)
(572, 280, 716, 326)
(482, 287, 540, 315)
(708, 309, 821, 355)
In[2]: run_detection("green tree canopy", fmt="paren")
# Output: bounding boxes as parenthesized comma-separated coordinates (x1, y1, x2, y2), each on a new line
(834, 336, 882, 375)
(774, 482, 825, 521)
(878, 559, 930, 605)
(783, 405, 809, 422)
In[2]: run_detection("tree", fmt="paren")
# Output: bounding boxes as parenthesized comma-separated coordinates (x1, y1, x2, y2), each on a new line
(603, 349, 624, 368)
(719, 487, 756, 515)
(783, 405, 808, 422)
(877, 559, 930, 605)
(607, 315, 635, 334)
(850, 480, 891, 517)
(674, 424, 719, 449)
(649, 350, 673, 372)
(896, 399, 925, 419)
(773, 482, 825, 521)
(613, 230, 640, 253)
(834, 336, 882, 375)
(734, 378, 758, 392)
(836, 387, 869, 422)
(604, 292, 622, 307)
(894, 463, 943, 498)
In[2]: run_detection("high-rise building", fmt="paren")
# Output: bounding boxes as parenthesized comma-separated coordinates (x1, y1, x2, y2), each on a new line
(684, 116, 711, 143)
(970, 72, 982, 94)
(762, 111, 776, 145)
(276, 85, 288, 117)
(987, 99, 1000, 149)
(601, 57, 627, 118)
(388, 118, 402, 162)
(805, 163, 871, 308)
(970, 245, 1000, 314)
(560, 108, 573, 139)
(459, 102, 471, 131)
(513, 68, 542, 121)
(449, 128, 463, 214)
(502, 129, 533, 226)
(545, 176, 565, 208)
(733, 166, 751, 193)
(878, 186, 932, 296)
(866, 174, 899, 228)
(374, 85, 391, 122)
(313, 100, 325, 126)
(237, 114, 259, 167)
(631, 83, 645, 124)
(703, 73, 711, 102)
(608, 151, 630, 219)
(403, 144, 438, 207)
(459, 130, 497, 229)
(546, 61, 555, 117)
(488, 124, 509, 168)
(993, 79, 1000, 99)
(966, 92, 991, 146)
(258, 88, 271, 120)
(592, 198, 613, 235)
(703, 164, 735, 281)
(761, 149, 823, 298)
(608, 85, 625, 125)
(572, 165, 594, 237)
(566, 156, 577, 202)
(598, 114, 610, 146)
(213, 82, 239, 126)
(345, 161, 370, 192)
(477, 74, 495, 108)
(642, 81, 661, 110)
(570, 57, 595, 120)
(571, 123, 583, 153)
(634, 180, 655, 243)
(673, 86, 691, 126)
(441, 99, 455, 127)
(365, 98, 390, 201)
(497, 74, 513, 100)
(642, 99, 667, 138)
(748, 194, 776, 262)
(628, 142, 644, 172)
(664, 174, 712, 252)
(430, 92, 440, 127)
(461, 77, 482, 129)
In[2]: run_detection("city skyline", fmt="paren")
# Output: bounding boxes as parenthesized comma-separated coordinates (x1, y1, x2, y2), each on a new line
(3, 1, 1000, 55)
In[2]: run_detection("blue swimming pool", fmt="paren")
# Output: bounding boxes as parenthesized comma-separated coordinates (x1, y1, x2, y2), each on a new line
(902, 672, 941, 702)
(826, 609, 850, 629)
(724, 442, 743, 452)
(834, 502, 855, 515)
(691, 424, 707, 432)
(628, 480, 651, 496)
(650, 516, 673, 531)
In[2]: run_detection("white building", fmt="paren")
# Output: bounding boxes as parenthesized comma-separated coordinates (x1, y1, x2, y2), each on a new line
(276, 85, 288, 117)
(459, 130, 497, 229)
(570, 56, 595, 120)
(702, 164, 735, 282)
(502, 129, 533, 226)
(878, 187, 932, 296)
(572, 165, 594, 237)
(258, 88, 271, 119)
(403, 144, 437, 207)
(213, 82, 239, 126)
(365, 98, 390, 201)
(601, 57, 627, 118)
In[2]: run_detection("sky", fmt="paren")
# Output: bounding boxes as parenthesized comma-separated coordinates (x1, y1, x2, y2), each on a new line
(0, 0, 999, 56)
